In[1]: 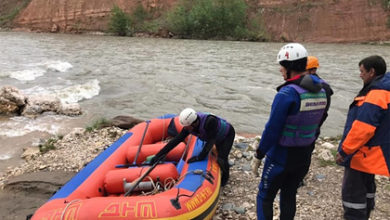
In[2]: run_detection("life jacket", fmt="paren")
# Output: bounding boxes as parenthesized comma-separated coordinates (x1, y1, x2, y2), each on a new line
(279, 84, 327, 147)
(190, 112, 230, 143)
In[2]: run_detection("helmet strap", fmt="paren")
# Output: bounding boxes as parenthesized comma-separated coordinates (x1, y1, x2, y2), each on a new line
(286, 70, 291, 79)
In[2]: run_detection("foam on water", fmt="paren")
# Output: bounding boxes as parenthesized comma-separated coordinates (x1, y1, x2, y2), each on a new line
(9, 69, 46, 81)
(45, 61, 73, 72)
(0, 154, 12, 160)
(7, 60, 73, 81)
(0, 115, 62, 137)
(55, 79, 100, 104)
(22, 79, 100, 104)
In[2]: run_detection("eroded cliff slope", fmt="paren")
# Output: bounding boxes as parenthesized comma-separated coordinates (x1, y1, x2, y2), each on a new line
(9, 0, 390, 42)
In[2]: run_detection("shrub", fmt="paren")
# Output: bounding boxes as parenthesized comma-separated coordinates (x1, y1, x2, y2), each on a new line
(166, 0, 248, 39)
(109, 5, 132, 36)
(86, 118, 110, 132)
(39, 138, 57, 153)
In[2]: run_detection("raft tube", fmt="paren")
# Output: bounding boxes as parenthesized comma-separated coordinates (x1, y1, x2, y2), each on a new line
(31, 115, 221, 220)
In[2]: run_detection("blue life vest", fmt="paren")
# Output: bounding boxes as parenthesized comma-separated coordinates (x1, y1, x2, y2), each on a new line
(279, 84, 327, 147)
(190, 112, 230, 143)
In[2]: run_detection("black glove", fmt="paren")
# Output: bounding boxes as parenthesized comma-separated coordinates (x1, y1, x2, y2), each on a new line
(187, 156, 204, 163)
(255, 149, 265, 160)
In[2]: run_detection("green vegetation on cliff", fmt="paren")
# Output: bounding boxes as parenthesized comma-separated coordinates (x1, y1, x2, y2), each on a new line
(109, 0, 269, 40)
(109, 5, 132, 36)
(166, 0, 248, 39)
(0, 0, 31, 28)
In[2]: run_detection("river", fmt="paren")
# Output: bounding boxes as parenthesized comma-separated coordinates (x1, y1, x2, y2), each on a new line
(1, 31, 389, 173)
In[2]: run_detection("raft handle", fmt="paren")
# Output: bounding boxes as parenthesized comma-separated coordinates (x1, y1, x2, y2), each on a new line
(170, 198, 181, 210)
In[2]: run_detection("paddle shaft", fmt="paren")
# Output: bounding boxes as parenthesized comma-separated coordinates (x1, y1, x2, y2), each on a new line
(133, 120, 151, 165)
(124, 155, 166, 196)
(180, 135, 192, 162)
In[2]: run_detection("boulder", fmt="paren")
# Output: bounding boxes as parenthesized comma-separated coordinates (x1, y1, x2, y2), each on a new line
(109, 116, 143, 129)
(21, 95, 61, 117)
(58, 103, 82, 116)
(0, 86, 26, 115)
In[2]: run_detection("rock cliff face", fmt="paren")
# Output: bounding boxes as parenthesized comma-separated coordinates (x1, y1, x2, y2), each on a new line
(14, 0, 174, 33)
(257, 0, 390, 42)
(13, 0, 390, 42)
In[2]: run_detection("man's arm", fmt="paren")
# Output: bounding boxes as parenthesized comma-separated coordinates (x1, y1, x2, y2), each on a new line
(339, 89, 387, 158)
(188, 115, 218, 162)
(152, 129, 189, 162)
(256, 87, 298, 158)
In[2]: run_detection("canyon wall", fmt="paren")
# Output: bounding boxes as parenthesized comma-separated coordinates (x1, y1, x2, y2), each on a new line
(12, 0, 390, 42)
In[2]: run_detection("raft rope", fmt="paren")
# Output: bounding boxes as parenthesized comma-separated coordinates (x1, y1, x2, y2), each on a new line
(60, 199, 80, 220)
(170, 165, 215, 207)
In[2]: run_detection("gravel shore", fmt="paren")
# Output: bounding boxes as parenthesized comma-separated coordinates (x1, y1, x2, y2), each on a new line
(0, 126, 389, 220)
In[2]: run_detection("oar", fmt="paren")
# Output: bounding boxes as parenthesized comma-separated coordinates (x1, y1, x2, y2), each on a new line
(180, 135, 192, 162)
(133, 120, 151, 165)
(124, 154, 166, 196)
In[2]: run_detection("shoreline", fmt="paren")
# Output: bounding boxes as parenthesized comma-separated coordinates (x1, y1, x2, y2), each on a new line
(2, 29, 390, 46)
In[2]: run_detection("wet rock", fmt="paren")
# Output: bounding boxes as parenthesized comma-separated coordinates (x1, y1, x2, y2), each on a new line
(0, 86, 82, 117)
(0, 86, 26, 115)
(109, 115, 144, 129)
(59, 103, 82, 116)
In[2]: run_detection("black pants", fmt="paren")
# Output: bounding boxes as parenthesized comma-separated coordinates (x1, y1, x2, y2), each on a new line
(342, 167, 376, 220)
(215, 126, 235, 186)
(257, 146, 313, 220)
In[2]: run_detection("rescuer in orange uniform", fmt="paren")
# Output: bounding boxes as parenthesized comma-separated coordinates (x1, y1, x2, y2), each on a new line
(336, 55, 390, 220)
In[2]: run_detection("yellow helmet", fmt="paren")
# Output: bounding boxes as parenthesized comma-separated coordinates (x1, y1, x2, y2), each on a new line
(306, 56, 319, 70)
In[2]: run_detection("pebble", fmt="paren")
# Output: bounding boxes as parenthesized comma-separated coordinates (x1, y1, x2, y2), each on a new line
(1, 132, 389, 219)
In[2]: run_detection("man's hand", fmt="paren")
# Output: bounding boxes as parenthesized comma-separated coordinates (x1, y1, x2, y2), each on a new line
(336, 152, 344, 165)
(251, 157, 262, 177)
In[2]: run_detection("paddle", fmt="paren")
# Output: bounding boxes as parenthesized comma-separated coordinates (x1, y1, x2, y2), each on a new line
(124, 154, 166, 196)
(133, 120, 151, 165)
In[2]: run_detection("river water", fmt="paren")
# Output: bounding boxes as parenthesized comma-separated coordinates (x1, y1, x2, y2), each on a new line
(0, 31, 389, 173)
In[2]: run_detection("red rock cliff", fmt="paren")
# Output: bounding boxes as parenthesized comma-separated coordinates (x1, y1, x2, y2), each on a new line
(14, 0, 390, 42)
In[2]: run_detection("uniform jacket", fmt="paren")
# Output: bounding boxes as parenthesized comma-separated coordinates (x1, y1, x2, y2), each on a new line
(256, 74, 327, 165)
(338, 72, 390, 176)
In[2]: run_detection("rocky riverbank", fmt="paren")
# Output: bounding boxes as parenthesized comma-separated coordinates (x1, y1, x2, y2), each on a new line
(0, 126, 389, 220)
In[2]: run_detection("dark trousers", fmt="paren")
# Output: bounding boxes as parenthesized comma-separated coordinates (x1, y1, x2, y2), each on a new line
(257, 157, 310, 220)
(216, 126, 235, 186)
(342, 167, 376, 220)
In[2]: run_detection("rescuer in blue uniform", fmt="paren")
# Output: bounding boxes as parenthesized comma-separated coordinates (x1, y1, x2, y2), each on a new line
(252, 43, 328, 220)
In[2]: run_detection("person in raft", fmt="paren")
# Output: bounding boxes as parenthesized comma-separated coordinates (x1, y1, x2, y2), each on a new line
(150, 108, 235, 186)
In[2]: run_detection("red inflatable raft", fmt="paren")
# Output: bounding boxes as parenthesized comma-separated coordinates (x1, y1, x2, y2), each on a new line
(31, 114, 221, 219)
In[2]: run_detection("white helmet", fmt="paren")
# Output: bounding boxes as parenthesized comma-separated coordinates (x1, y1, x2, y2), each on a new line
(277, 43, 308, 62)
(179, 108, 197, 126)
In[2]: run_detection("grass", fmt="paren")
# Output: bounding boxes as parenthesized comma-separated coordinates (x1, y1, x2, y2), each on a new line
(39, 136, 63, 153)
(86, 118, 110, 132)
